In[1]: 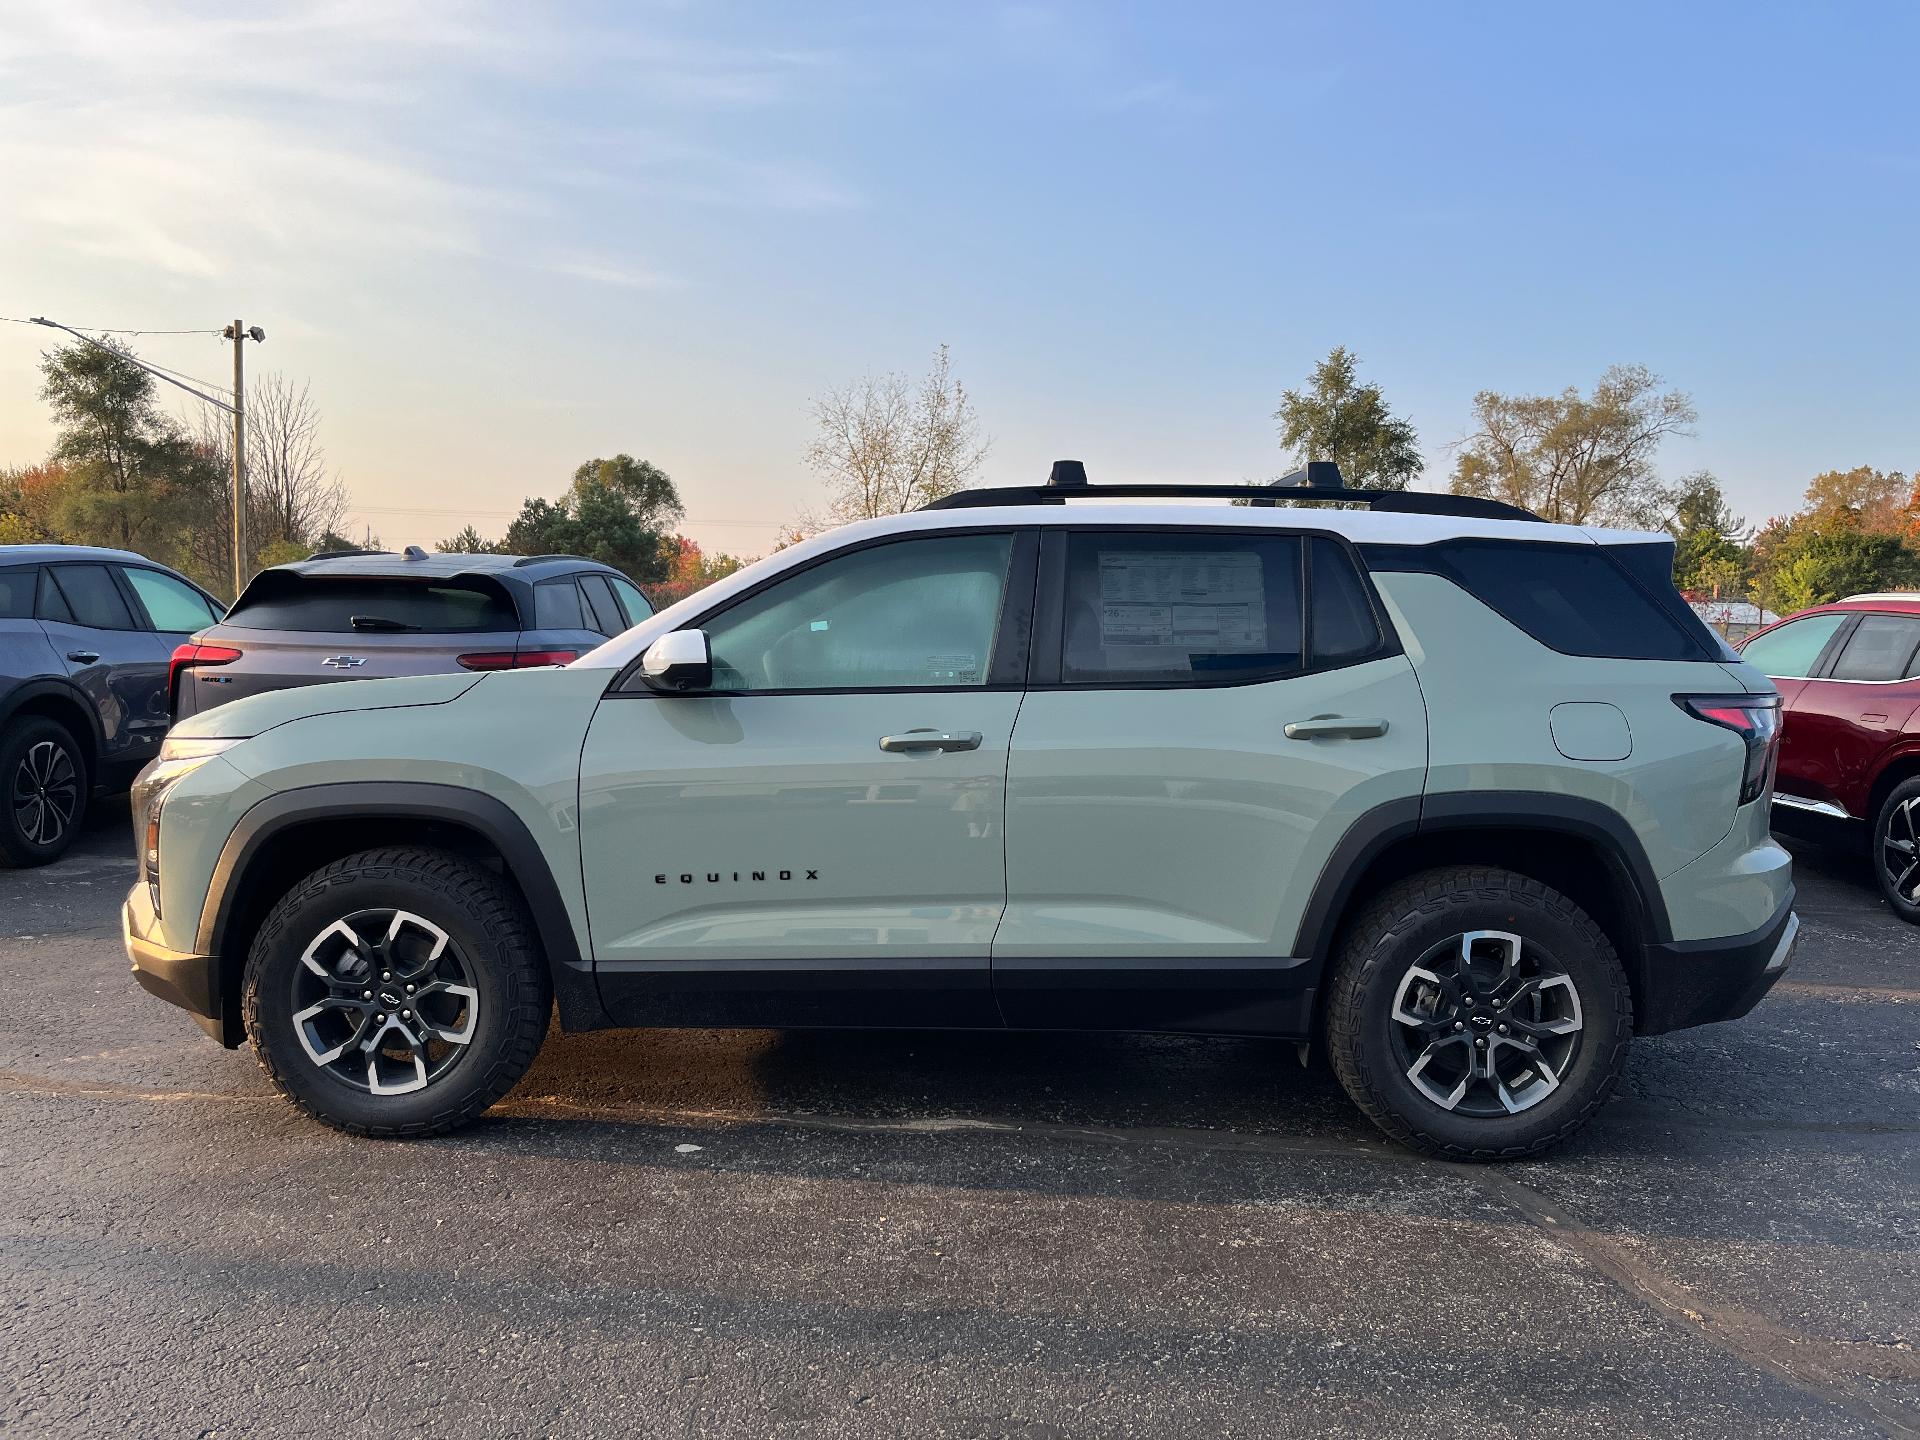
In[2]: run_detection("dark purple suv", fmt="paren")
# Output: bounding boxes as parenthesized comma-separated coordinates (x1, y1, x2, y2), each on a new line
(169, 547, 652, 722)
(1, 544, 225, 866)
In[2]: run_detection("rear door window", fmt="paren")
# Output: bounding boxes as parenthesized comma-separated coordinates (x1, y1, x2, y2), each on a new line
(0, 566, 33, 619)
(533, 578, 588, 630)
(225, 575, 518, 632)
(48, 564, 137, 630)
(120, 566, 220, 633)
(1826, 614, 1920, 681)
(36, 570, 73, 623)
(1308, 537, 1383, 666)
(578, 574, 625, 635)
(1738, 613, 1850, 679)
(1061, 533, 1304, 685)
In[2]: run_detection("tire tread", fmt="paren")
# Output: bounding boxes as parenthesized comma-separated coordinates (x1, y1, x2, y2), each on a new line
(242, 845, 550, 1138)
(1325, 864, 1633, 1161)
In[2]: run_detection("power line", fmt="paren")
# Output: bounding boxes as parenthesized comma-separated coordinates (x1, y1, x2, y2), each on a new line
(0, 315, 220, 336)
(22, 316, 235, 415)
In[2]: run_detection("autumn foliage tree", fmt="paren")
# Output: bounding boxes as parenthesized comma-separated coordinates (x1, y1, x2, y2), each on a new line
(1451, 365, 1695, 528)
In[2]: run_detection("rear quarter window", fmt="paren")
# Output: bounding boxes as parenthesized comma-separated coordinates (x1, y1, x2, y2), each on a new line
(225, 574, 519, 633)
(1361, 539, 1710, 662)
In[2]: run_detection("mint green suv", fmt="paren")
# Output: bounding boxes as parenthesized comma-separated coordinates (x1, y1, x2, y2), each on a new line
(123, 468, 1796, 1159)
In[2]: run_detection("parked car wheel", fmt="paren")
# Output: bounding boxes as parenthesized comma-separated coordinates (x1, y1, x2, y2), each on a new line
(0, 717, 89, 868)
(1871, 777, 1920, 924)
(243, 847, 552, 1136)
(1325, 866, 1632, 1160)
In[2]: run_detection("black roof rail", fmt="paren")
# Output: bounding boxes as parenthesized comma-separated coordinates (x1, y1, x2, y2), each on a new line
(305, 548, 394, 560)
(923, 459, 1540, 523)
(511, 553, 596, 567)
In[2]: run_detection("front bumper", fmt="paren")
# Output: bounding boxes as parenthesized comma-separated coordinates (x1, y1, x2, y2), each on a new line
(1638, 889, 1798, 1035)
(123, 887, 226, 1044)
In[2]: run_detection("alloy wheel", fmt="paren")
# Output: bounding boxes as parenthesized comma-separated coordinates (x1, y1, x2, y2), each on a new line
(1388, 930, 1584, 1116)
(291, 909, 480, 1095)
(1881, 798, 1920, 904)
(11, 740, 80, 849)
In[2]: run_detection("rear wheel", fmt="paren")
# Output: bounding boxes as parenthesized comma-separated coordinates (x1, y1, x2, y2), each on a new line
(1871, 778, 1920, 924)
(243, 847, 552, 1136)
(0, 717, 88, 868)
(1326, 866, 1632, 1160)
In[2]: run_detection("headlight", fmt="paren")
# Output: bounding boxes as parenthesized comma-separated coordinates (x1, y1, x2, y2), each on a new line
(132, 738, 241, 917)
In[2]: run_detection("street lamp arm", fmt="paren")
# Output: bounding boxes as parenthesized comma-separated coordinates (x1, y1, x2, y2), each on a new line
(29, 316, 237, 415)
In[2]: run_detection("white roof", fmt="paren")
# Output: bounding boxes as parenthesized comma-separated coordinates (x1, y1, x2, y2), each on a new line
(581, 501, 1666, 669)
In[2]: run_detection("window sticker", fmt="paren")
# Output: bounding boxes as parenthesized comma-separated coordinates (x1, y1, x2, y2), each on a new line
(924, 653, 981, 682)
(1097, 551, 1267, 652)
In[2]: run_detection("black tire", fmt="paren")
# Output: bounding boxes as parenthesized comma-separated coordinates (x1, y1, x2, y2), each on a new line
(1325, 865, 1632, 1161)
(243, 847, 552, 1137)
(0, 717, 89, 868)
(1871, 778, 1920, 924)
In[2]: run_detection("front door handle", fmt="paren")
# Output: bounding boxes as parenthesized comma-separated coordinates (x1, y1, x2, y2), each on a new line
(66, 650, 100, 665)
(879, 729, 983, 754)
(1284, 715, 1389, 741)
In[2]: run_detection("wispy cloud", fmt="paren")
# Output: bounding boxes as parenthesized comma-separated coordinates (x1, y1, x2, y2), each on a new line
(535, 251, 683, 293)
(0, 0, 855, 297)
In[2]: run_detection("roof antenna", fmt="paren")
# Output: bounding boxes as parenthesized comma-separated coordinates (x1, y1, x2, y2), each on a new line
(1047, 459, 1089, 488)
(403, 544, 429, 561)
(1275, 461, 1345, 490)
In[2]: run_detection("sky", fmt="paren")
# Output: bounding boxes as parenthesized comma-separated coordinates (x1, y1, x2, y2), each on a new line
(2, 0, 1916, 555)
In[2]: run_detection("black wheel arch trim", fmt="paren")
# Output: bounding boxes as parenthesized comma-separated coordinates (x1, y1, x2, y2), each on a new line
(199, 781, 611, 1039)
(0, 677, 105, 764)
(1290, 790, 1676, 965)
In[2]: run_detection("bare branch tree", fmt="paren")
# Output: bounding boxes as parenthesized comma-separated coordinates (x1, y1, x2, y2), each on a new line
(247, 373, 347, 547)
(804, 345, 989, 522)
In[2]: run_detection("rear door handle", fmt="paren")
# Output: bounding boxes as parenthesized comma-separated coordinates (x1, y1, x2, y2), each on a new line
(879, 729, 983, 754)
(66, 650, 100, 665)
(1284, 715, 1389, 740)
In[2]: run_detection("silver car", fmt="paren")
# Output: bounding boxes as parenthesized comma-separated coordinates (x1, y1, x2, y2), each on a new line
(170, 547, 653, 719)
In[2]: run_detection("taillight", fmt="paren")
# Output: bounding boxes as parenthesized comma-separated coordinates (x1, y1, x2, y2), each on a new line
(168, 642, 242, 712)
(455, 649, 577, 671)
(1676, 693, 1781, 805)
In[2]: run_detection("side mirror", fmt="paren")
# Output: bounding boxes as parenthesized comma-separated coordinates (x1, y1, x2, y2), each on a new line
(639, 629, 713, 692)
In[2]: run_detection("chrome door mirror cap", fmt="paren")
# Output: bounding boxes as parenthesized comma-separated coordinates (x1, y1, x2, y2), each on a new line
(639, 629, 713, 692)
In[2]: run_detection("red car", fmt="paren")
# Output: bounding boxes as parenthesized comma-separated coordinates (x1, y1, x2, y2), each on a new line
(1738, 592, 1920, 918)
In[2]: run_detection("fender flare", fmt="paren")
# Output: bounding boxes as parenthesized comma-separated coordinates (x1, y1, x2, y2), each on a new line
(0, 676, 106, 763)
(200, 781, 610, 1036)
(1289, 790, 1674, 963)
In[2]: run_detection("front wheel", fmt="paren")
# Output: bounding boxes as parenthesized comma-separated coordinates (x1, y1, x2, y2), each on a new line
(243, 847, 552, 1136)
(1325, 866, 1632, 1160)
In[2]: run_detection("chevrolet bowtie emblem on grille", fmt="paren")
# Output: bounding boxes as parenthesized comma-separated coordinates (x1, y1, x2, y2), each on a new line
(321, 655, 368, 669)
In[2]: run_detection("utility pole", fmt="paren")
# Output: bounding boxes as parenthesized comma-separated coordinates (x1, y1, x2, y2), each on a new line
(222, 322, 265, 597)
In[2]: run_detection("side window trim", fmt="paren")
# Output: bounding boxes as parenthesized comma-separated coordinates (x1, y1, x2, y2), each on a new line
(1807, 614, 1861, 680)
(1030, 524, 1400, 691)
(109, 565, 155, 631)
(1815, 611, 1920, 684)
(611, 526, 1039, 696)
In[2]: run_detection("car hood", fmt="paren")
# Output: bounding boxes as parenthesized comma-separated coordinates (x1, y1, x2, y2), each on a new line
(169, 672, 485, 740)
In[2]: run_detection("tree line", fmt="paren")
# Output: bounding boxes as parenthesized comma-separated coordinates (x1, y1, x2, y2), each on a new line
(7, 333, 1911, 618)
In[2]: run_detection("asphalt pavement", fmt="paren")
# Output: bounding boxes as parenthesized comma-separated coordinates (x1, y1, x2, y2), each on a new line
(2, 800, 1916, 1439)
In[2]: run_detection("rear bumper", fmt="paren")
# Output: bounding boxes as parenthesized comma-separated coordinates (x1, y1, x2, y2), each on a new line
(123, 887, 227, 1044)
(1638, 889, 1797, 1035)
